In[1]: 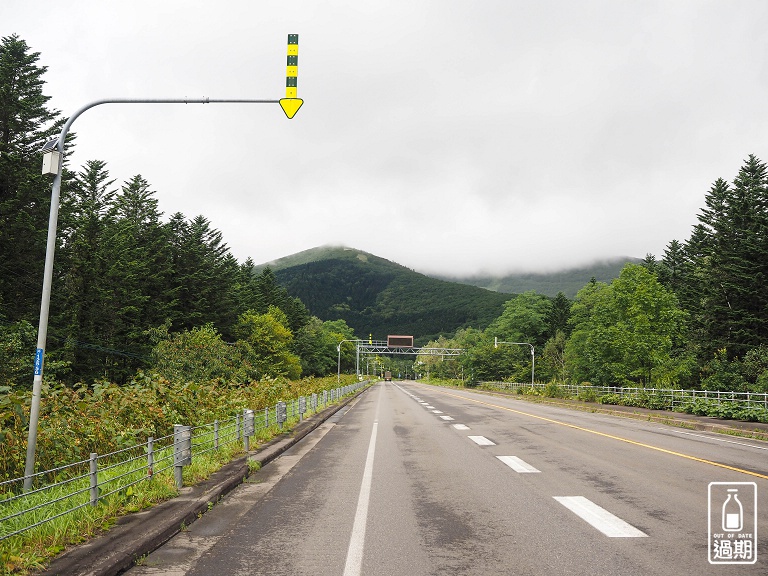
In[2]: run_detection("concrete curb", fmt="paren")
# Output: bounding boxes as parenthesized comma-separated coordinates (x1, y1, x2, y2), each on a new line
(37, 388, 370, 576)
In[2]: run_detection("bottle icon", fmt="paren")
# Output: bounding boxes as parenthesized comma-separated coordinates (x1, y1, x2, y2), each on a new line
(722, 489, 743, 532)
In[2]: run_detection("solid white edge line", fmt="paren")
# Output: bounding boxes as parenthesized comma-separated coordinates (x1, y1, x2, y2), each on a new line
(665, 428, 768, 451)
(496, 455, 540, 473)
(553, 496, 647, 537)
(342, 421, 379, 576)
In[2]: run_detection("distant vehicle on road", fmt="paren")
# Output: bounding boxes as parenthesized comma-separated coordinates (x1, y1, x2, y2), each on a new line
(384, 371, 392, 381)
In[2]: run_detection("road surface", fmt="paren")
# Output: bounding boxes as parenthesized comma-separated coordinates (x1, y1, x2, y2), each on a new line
(126, 381, 767, 575)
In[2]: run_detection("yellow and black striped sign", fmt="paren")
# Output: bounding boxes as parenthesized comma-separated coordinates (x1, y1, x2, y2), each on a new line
(280, 34, 304, 119)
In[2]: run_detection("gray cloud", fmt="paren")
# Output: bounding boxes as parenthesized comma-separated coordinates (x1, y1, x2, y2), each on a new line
(6, 0, 768, 275)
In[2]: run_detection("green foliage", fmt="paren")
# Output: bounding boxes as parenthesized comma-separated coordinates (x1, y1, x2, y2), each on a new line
(416, 335, 465, 380)
(462, 335, 516, 382)
(576, 384, 597, 402)
(542, 381, 568, 398)
(0, 374, 360, 574)
(0, 320, 36, 386)
(699, 349, 748, 392)
(565, 265, 692, 387)
(151, 323, 256, 384)
(698, 347, 768, 393)
(541, 330, 568, 383)
(592, 390, 768, 423)
(0, 374, 356, 483)
(235, 307, 302, 380)
(488, 290, 551, 347)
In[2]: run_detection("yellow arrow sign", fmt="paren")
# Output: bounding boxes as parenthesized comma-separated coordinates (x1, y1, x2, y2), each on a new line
(279, 98, 304, 119)
(281, 34, 303, 119)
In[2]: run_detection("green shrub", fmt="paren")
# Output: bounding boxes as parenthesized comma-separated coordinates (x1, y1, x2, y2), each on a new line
(576, 382, 597, 402)
(598, 393, 622, 406)
(542, 382, 568, 399)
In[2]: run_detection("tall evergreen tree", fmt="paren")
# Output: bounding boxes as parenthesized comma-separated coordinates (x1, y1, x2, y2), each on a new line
(659, 239, 686, 295)
(53, 160, 118, 381)
(682, 157, 768, 360)
(251, 267, 310, 334)
(0, 35, 62, 322)
(545, 291, 571, 338)
(98, 175, 171, 381)
(168, 214, 241, 336)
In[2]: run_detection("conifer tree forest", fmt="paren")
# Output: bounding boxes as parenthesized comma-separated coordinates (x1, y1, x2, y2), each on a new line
(0, 35, 356, 388)
(2, 35, 768, 394)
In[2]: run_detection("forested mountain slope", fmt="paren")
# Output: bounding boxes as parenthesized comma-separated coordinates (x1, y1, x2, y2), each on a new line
(437, 258, 639, 298)
(257, 247, 513, 343)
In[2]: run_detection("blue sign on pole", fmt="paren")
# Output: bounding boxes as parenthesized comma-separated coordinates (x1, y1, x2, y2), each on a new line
(34, 348, 44, 376)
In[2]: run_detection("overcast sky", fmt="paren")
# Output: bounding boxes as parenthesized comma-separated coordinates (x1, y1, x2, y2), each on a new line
(6, 1, 768, 276)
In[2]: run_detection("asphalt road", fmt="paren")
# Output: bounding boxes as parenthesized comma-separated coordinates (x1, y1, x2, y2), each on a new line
(125, 382, 768, 575)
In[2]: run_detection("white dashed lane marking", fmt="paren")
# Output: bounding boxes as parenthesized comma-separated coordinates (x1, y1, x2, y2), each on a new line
(439, 415, 454, 421)
(496, 456, 540, 473)
(553, 496, 647, 538)
(453, 424, 470, 430)
(468, 435, 496, 446)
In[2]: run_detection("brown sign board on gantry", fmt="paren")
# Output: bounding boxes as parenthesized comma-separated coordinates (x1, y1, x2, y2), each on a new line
(387, 335, 414, 347)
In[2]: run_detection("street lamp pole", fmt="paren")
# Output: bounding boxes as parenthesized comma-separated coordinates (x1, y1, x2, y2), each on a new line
(23, 96, 283, 490)
(337, 339, 360, 383)
(494, 337, 535, 386)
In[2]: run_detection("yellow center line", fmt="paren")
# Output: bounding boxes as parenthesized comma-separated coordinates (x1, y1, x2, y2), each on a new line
(437, 389, 768, 481)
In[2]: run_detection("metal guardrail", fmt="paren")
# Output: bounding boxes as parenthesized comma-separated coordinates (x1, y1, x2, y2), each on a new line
(483, 382, 768, 410)
(0, 382, 368, 542)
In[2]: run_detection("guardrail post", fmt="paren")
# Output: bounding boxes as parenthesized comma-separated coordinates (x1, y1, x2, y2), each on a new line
(90, 452, 98, 506)
(236, 413, 241, 441)
(265, 406, 269, 427)
(299, 396, 306, 421)
(174, 424, 192, 489)
(147, 437, 154, 479)
(214, 420, 219, 450)
(244, 409, 254, 451)
(277, 401, 287, 429)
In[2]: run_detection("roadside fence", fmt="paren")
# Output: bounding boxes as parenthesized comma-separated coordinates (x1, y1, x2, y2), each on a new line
(483, 382, 768, 410)
(0, 381, 368, 542)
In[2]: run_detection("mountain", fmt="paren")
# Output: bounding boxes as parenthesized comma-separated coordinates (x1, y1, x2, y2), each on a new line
(255, 247, 513, 343)
(437, 258, 640, 298)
